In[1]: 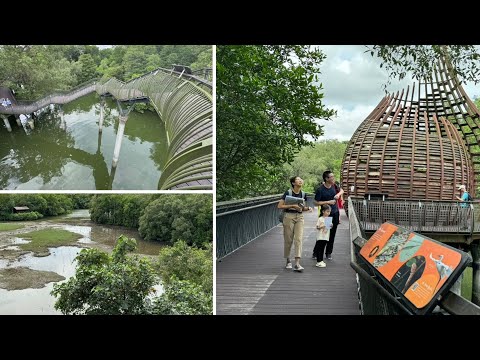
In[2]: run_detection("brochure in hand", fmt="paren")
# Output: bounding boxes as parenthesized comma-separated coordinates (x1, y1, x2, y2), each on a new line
(324, 216, 333, 229)
(284, 195, 305, 207)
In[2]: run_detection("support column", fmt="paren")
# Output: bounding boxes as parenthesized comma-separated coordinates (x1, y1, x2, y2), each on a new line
(112, 115, 127, 168)
(2, 115, 12, 132)
(59, 109, 65, 130)
(97, 131, 103, 154)
(99, 99, 104, 132)
(472, 243, 480, 305)
(27, 113, 35, 130)
(15, 115, 21, 127)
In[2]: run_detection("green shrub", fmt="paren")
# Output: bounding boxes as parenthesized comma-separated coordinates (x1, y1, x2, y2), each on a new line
(5, 211, 43, 221)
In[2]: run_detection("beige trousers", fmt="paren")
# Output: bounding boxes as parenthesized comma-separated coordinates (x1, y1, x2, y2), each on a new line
(283, 212, 304, 258)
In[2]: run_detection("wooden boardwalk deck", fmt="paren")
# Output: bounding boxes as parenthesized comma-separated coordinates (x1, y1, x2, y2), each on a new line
(216, 209, 360, 315)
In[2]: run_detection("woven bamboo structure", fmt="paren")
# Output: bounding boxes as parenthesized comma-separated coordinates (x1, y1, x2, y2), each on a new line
(342, 58, 480, 201)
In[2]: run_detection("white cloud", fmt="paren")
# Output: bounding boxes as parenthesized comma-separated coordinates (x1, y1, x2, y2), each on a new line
(317, 104, 373, 141)
(334, 60, 351, 74)
(310, 45, 480, 141)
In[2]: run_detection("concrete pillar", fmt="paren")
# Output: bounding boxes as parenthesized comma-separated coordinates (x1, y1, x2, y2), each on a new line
(109, 164, 117, 189)
(99, 100, 104, 132)
(112, 115, 127, 168)
(472, 243, 480, 305)
(2, 115, 12, 132)
(97, 131, 103, 154)
(15, 115, 21, 127)
(27, 119, 34, 130)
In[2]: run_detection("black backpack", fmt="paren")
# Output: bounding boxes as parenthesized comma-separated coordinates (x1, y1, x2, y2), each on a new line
(467, 193, 473, 202)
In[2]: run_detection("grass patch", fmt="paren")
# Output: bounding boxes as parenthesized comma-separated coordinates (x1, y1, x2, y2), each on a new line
(0, 223, 25, 231)
(461, 266, 473, 301)
(18, 229, 82, 256)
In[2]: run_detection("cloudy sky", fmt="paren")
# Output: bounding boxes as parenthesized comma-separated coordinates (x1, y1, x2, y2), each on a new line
(314, 45, 480, 141)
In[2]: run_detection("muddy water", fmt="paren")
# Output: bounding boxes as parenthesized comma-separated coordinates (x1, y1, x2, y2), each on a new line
(0, 210, 164, 314)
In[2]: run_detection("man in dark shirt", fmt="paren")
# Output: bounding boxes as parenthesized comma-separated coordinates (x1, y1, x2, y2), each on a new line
(313, 170, 343, 260)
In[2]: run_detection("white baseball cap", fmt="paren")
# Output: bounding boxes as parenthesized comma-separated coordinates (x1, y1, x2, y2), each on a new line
(457, 184, 466, 191)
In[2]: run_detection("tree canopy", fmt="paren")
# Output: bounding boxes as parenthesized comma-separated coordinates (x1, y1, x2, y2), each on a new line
(366, 45, 480, 90)
(216, 45, 336, 201)
(51, 236, 213, 315)
(0, 45, 211, 99)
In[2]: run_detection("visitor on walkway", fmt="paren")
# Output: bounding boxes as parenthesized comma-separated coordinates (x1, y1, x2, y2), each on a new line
(278, 176, 313, 272)
(315, 204, 333, 268)
(313, 170, 343, 260)
(456, 184, 471, 229)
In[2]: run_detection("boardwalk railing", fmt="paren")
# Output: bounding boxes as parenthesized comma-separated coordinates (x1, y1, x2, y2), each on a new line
(0, 79, 98, 115)
(348, 196, 480, 315)
(96, 67, 212, 190)
(216, 194, 314, 259)
(350, 197, 480, 235)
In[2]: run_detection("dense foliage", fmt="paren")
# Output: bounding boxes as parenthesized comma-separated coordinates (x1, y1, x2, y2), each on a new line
(89, 194, 154, 228)
(0, 194, 80, 220)
(138, 195, 213, 247)
(51, 236, 158, 315)
(217, 45, 336, 201)
(282, 140, 348, 193)
(0, 45, 211, 99)
(52, 236, 213, 315)
(89, 194, 212, 247)
(157, 240, 213, 294)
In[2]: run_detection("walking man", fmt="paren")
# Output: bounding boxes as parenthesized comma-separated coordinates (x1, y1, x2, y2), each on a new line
(313, 170, 343, 260)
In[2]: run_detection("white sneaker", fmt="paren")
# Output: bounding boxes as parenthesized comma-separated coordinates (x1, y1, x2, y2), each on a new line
(293, 264, 304, 272)
(316, 261, 326, 268)
(285, 262, 293, 269)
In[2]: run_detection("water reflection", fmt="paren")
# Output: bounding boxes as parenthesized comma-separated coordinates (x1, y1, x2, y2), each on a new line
(0, 210, 166, 314)
(0, 93, 167, 189)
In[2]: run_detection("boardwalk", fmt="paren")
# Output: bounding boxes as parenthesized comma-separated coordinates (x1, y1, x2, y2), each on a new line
(216, 209, 360, 315)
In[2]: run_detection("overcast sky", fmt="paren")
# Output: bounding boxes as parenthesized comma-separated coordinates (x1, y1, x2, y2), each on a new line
(314, 45, 480, 141)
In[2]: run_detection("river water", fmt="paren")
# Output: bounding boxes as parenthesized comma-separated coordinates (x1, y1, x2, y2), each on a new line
(0, 210, 164, 314)
(0, 93, 168, 189)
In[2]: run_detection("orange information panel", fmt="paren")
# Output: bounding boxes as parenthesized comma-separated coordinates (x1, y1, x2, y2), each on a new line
(359, 222, 470, 314)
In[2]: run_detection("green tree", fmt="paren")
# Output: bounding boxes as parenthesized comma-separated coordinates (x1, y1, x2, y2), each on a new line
(71, 194, 92, 209)
(51, 235, 158, 315)
(282, 140, 348, 193)
(77, 53, 97, 83)
(138, 195, 213, 247)
(216, 45, 336, 201)
(157, 240, 213, 294)
(152, 278, 212, 315)
(367, 45, 480, 90)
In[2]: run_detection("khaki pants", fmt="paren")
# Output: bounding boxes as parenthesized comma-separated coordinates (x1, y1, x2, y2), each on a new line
(283, 212, 304, 258)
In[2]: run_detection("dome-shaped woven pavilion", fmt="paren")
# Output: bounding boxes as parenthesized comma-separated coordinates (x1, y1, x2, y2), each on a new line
(341, 58, 480, 201)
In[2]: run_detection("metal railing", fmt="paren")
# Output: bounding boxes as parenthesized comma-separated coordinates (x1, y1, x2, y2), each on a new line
(0, 79, 98, 115)
(348, 196, 480, 315)
(96, 67, 212, 190)
(350, 197, 480, 235)
(216, 193, 314, 259)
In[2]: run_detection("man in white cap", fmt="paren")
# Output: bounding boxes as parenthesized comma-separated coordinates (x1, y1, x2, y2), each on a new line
(456, 184, 471, 229)
(455, 185, 470, 207)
